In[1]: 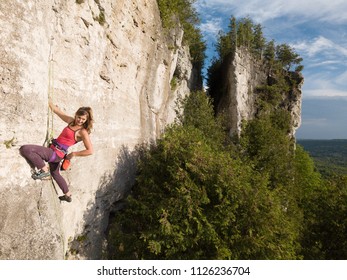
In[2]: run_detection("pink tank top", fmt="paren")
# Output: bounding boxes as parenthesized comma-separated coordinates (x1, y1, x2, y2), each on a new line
(51, 126, 81, 158)
(56, 126, 79, 147)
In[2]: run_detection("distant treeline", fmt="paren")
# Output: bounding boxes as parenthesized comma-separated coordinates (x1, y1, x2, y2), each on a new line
(298, 139, 347, 176)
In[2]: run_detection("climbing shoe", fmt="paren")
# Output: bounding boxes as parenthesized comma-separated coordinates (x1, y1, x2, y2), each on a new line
(32, 170, 50, 180)
(59, 194, 72, 203)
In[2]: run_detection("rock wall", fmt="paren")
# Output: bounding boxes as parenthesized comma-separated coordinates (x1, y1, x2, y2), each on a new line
(0, 0, 195, 259)
(215, 48, 303, 137)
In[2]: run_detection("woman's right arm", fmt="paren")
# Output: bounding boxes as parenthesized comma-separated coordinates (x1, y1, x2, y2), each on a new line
(49, 101, 74, 124)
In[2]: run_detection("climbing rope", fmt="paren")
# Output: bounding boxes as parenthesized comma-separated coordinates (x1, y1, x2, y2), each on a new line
(41, 35, 67, 258)
(43, 36, 55, 147)
(49, 179, 67, 257)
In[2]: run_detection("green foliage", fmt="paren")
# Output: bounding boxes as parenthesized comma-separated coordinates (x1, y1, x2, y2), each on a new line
(264, 40, 276, 67)
(216, 30, 233, 59)
(240, 110, 295, 190)
(236, 17, 255, 49)
(183, 21, 207, 70)
(295, 65, 304, 72)
(107, 92, 302, 259)
(291, 145, 347, 260)
(106, 90, 347, 260)
(299, 174, 347, 259)
(3, 136, 16, 149)
(213, 16, 303, 72)
(293, 145, 322, 200)
(157, 0, 206, 70)
(175, 91, 226, 148)
(170, 76, 178, 90)
(252, 23, 266, 59)
(297, 139, 347, 176)
(276, 44, 303, 71)
(256, 85, 283, 107)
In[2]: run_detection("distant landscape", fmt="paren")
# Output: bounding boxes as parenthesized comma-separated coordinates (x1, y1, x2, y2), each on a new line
(297, 139, 347, 176)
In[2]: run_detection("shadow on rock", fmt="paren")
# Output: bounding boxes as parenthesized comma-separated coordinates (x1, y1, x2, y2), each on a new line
(66, 144, 146, 259)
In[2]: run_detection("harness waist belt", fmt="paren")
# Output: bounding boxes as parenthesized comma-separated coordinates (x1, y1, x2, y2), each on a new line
(51, 139, 68, 155)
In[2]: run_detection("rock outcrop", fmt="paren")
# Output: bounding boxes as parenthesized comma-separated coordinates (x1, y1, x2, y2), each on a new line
(213, 48, 303, 137)
(0, 0, 195, 259)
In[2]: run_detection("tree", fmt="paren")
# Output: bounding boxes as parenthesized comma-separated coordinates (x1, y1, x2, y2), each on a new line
(216, 30, 233, 60)
(252, 23, 266, 59)
(299, 173, 347, 259)
(228, 16, 237, 53)
(240, 109, 295, 189)
(276, 43, 303, 71)
(236, 17, 254, 49)
(264, 40, 276, 68)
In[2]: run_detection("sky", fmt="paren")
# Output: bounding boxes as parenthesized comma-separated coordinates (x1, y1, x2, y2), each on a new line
(194, 0, 347, 139)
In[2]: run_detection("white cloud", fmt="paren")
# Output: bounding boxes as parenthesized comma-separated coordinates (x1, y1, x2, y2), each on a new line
(293, 36, 347, 58)
(307, 60, 341, 69)
(304, 89, 347, 98)
(195, 0, 347, 24)
(199, 18, 223, 38)
(293, 37, 334, 57)
(301, 118, 328, 126)
(335, 71, 347, 86)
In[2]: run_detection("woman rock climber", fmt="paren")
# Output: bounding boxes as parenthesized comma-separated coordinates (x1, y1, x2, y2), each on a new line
(20, 102, 94, 202)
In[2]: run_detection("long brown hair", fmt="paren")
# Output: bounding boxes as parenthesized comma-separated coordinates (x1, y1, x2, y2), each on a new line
(75, 107, 94, 134)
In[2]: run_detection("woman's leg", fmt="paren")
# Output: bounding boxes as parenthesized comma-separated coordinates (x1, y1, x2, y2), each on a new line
(49, 162, 72, 202)
(19, 145, 54, 170)
(49, 161, 70, 194)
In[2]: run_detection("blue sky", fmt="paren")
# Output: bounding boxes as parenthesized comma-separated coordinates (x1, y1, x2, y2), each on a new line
(194, 0, 347, 139)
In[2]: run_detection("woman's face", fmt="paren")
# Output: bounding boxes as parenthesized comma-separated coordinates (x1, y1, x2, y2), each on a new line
(75, 114, 88, 126)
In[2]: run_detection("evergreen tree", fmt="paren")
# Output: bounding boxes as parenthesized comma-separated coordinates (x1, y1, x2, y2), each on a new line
(238, 17, 254, 49)
(216, 30, 233, 60)
(264, 40, 276, 68)
(299, 172, 347, 259)
(252, 23, 266, 59)
(276, 43, 303, 71)
(228, 16, 237, 53)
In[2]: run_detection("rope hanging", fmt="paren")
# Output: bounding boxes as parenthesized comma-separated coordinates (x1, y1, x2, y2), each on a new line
(43, 36, 55, 147)
(42, 36, 67, 256)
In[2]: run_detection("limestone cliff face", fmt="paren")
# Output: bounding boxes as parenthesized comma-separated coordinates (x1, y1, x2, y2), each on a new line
(0, 0, 195, 259)
(214, 48, 303, 137)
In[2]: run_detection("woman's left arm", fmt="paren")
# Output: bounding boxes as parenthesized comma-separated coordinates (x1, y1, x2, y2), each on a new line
(66, 130, 93, 159)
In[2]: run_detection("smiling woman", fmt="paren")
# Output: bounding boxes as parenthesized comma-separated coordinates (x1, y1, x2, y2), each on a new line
(19, 102, 94, 203)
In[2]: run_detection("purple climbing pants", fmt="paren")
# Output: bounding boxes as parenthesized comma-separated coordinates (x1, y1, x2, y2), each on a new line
(19, 144, 69, 194)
